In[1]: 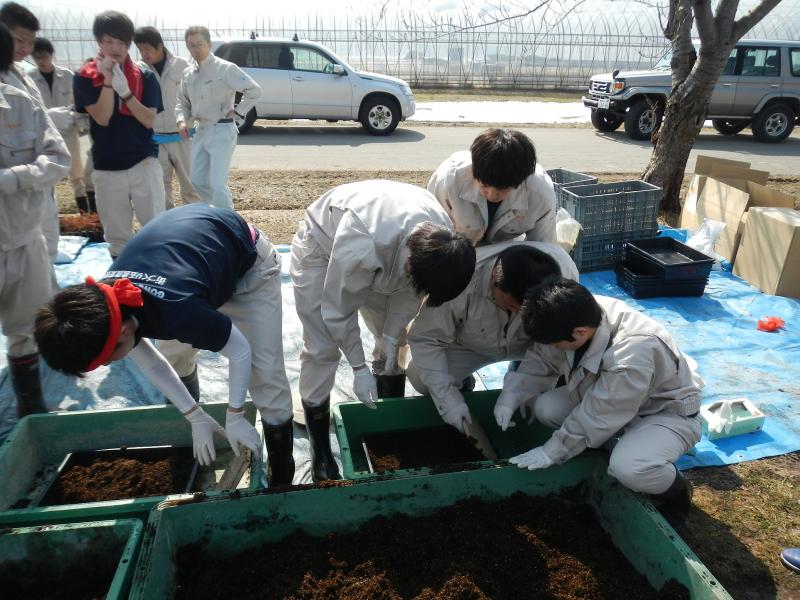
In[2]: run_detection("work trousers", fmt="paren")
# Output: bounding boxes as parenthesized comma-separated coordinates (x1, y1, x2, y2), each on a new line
(534, 386, 702, 495)
(0, 236, 52, 357)
(92, 157, 165, 257)
(406, 345, 524, 395)
(157, 235, 292, 425)
(62, 127, 86, 198)
(158, 140, 200, 209)
(190, 122, 237, 210)
(290, 222, 400, 406)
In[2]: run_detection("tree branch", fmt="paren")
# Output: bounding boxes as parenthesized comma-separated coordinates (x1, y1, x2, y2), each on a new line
(714, 0, 739, 40)
(733, 0, 784, 39)
(692, 0, 718, 45)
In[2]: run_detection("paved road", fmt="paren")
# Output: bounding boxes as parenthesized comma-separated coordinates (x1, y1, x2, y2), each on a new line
(230, 123, 800, 174)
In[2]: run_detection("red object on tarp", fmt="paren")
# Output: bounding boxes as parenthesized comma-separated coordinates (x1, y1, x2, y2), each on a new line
(757, 316, 785, 332)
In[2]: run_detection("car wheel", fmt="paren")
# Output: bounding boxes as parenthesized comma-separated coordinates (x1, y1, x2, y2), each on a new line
(236, 108, 257, 135)
(590, 109, 624, 132)
(752, 103, 795, 143)
(624, 99, 663, 140)
(712, 119, 749, 135)
(360, 95, 400, 136)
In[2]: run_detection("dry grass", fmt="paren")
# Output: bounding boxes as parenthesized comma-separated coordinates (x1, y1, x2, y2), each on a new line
(53, 170, 800, 597)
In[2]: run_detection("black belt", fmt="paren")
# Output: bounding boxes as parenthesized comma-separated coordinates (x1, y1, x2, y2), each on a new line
(218, 118, 234, 123)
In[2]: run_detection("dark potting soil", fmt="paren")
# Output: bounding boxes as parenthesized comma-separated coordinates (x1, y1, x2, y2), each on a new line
(43, 453, 195, 504)
(175, 493, 689, 600)
(59, 213, 104, 242)
(364, 426, 484, 472)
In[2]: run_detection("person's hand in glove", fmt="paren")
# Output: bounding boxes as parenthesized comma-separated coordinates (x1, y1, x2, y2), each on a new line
(0, 169, 18, 195)
(379, 334, 401, 375)
(184, 405, 226, 466)
(439, 401, 472, 433)
(233, 111, 247, 128)
(225, 409, 262, 458)
(111, 63, 132, 98)
(510, 446, 554, 471)
(352, 365, 378, 409)
(493, 389, 527, 432)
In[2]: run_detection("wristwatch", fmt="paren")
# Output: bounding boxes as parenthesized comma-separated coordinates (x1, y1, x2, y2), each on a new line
(121, 92, 134, 103)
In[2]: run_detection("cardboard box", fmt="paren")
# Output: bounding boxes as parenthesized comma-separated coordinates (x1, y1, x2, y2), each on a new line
(698, 179, 795, 262)
(734, 207, 800, 298)
(679, 155, 755, 230)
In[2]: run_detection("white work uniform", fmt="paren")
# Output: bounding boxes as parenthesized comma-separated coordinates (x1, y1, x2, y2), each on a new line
(290, 180, 454, 406)
(427, 150, 557, 246)
(139, 51, 199, 209)
(407, 241, 578, 419)
(2, 65, 63, 273)
(29, 65, 86, 199)
(175, 53, 261, 210)
(0, 82, 70, 356)
(502, 296, 703, 495)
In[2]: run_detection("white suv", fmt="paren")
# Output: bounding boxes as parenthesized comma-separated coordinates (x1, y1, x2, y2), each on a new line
(212, 37, 416, 135)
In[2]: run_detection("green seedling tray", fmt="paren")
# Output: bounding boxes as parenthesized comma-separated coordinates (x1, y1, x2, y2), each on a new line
(334, 390, 552, 479)
(128, 457, 731, 599)
(0, 402, 260, 527)
(0, 518, 142, 600)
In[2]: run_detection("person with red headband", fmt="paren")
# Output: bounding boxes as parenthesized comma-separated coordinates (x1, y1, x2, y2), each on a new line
(73, 10, 165, 259)
(34, 205, 295, 485)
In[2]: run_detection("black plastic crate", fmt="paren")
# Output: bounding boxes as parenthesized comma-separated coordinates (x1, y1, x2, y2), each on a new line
(573, 228, 657, 272)
(625, 237, 714, 281)
(615, 263, 708, 299)
(547, 168, 598, 206)
(559, 180, 660, 236)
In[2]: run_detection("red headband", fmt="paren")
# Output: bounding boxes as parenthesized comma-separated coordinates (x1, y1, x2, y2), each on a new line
(85, 276, 144, 371)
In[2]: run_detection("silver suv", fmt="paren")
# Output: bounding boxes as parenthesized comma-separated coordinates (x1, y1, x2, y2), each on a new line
(212, 37, 415, 135)
(583, 40, 800, 143)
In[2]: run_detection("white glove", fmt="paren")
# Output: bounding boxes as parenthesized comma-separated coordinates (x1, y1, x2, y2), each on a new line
(510, 446, 554, 471)
(225, 410, 262, 459)
(493, 389, 526, 431)
(440, 402, 472, 433)
(234, 111, 246, 128)
(184, 406, 225, 466)
(0, 169, 17, 194)
(379, 334, 400, 375)
(111, 63, 131, 97)
(352, 367, 378, 409)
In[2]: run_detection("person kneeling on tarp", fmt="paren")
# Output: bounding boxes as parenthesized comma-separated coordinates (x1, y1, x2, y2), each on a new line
(495, 279, 702, 527)
(34, 204, 295, 486)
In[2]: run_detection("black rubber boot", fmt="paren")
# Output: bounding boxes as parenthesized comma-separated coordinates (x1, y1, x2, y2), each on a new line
(87, 190, 97, 214)
(9, 354, 47, 418)
(179, 366, 200, 402)
(263, 417, 295, 487)
(374, 373, 406, 398)
(75, 196, 90, 214)
(651, 469, 693, 529)
(302, 398, 341, 482)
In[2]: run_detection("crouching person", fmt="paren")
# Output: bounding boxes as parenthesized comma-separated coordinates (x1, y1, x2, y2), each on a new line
(495, 279, 702, 527)
(34, 204, 295, 485)
(290, 180, 475, 481)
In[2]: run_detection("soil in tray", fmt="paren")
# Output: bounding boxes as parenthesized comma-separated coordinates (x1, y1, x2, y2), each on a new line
(175, 493, 689, 600)
(59, 213, 104, 242)
(363, 426, 484, 472)
(41, 449, 195, 505)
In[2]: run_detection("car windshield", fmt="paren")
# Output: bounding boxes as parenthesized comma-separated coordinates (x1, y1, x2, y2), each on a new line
(653, 49, 672, 70)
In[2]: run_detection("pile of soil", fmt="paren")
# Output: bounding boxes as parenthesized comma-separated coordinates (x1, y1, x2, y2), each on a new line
(364, 427, 484, 472)
(175, 493, 689, 599)
(43, 453, 195, 504)
(59, 213, 104, 242)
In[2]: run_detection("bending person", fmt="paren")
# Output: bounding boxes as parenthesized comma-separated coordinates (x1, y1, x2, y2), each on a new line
(35, 205, 295, 485)
(290, 180, 475, 481)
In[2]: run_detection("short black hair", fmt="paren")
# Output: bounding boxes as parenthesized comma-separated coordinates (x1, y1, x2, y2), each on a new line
(35, 284, 111, 376)
(33, 36, 53, 55)
(184, 25, 211, 45)
(470, 128, 536, 189)
(0, 2, 39, 32)
(494, 245, 562, 303)
(520, 279, 602, 344)
(0, 22, 12, 70)
(133, 26, 163, 48)
(407, 222, 475, 307)
(93, 11, 134, 45)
